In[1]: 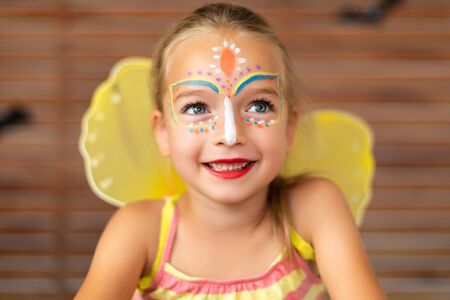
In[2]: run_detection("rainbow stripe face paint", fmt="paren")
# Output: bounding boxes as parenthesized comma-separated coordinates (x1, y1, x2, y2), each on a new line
(168, 39, 283, 143)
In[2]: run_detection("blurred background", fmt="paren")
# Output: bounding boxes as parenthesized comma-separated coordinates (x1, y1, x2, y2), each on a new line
(1, 0, 449, 299)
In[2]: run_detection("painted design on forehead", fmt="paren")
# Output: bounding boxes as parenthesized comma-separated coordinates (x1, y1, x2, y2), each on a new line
(210, 40, 246, 78)
(210, 39, 248, 99)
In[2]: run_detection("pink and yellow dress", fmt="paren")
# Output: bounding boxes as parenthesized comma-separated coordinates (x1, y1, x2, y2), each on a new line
(133, 194, 325, 300)
(79, 58, 375, 299)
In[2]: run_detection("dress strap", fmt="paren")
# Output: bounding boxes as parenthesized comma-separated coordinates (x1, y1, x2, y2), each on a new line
(290, 227, 315, 261)
(137, 195, 180, 292)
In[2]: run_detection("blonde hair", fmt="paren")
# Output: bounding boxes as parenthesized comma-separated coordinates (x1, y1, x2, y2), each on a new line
(151, 2, 311, 260)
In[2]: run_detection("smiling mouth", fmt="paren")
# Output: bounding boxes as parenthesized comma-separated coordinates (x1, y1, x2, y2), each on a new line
(201, 159, 256, 179)
(205, 161, 254, 172)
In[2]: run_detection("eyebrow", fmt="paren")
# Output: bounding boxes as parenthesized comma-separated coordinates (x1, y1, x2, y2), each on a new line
(241, 87, 279, 97)
(233, 74, 278, 96)
(172, 89, 214, 102)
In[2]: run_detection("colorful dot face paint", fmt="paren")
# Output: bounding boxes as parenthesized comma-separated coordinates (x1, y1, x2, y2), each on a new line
(168, 39, 283, 143)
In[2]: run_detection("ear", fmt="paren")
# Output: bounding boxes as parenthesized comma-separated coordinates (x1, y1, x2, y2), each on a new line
(151, 110, 170, 156)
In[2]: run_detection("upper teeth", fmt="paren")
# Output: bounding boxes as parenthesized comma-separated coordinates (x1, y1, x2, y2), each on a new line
(208, 162, 250, 172)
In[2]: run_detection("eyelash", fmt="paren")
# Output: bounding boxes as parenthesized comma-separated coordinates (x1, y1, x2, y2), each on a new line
(248, 98, 275, 112)
(180, 101, 209, 114)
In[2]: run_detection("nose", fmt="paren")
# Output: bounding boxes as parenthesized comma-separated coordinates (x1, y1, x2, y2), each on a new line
(212, 97, 246, 146)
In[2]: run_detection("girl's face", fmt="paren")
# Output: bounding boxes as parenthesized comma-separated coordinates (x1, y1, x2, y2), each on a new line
(154, 32, 296, 203)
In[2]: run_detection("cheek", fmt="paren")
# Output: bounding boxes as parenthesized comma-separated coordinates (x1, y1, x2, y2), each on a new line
(167, 126, 205, 167)
(253, 126, 289, 162)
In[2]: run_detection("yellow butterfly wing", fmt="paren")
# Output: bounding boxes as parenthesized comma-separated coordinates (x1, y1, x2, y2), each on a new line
(79, 57, 186, 207)
(281, 110, 375, 226)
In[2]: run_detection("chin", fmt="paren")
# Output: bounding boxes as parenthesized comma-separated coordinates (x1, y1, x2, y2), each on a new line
(191, 178, 271, 205)
(208, 190, 255, 204)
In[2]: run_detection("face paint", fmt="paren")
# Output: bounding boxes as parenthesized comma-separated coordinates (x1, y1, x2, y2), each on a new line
(244, 117, 276, 128)
(189, 115, 218, 134)
(210, 40, 246, 78)
(168, 39, 283, 140)
(223, 96, 236, 145)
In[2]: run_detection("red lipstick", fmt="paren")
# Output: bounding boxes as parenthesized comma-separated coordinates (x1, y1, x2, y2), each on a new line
(208, 158, 250, 163)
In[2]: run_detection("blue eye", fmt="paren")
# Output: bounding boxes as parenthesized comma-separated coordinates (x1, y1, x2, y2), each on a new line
(248, 99, 275, 113)
(182, 102, 209, 115)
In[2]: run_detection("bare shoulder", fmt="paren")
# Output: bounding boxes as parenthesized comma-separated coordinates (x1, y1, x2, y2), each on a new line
(106, 199, 165, 272)
(75, 199, 164, 299)
(288, 177, 388, 299)
(112, 199, 164, 239)
(287, 176, 347, 245)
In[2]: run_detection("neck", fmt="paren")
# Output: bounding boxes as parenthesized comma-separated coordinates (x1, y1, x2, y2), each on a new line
(179, 187, 271, 237)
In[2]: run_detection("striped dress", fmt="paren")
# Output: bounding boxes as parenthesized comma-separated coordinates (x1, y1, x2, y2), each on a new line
(133, 195, 326, 299)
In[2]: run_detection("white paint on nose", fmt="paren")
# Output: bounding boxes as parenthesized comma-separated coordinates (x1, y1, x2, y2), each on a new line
(223, 96, 236, 145)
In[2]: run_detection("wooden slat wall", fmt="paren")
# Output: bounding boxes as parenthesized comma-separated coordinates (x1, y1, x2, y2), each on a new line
(1, 0, 449, 299)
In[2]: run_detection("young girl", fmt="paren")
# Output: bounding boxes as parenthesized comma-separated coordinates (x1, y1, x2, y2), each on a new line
(76, 3, 387, 299)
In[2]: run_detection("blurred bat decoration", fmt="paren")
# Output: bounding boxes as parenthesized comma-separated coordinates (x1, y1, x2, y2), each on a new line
(0, 105, 32, 135)
(339, 0, 405, 24)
